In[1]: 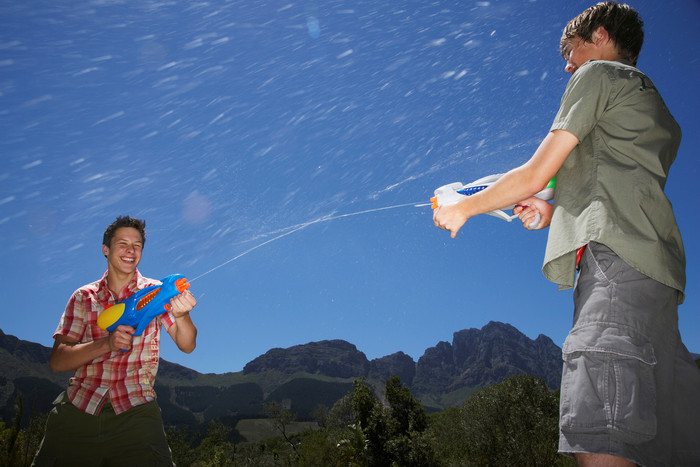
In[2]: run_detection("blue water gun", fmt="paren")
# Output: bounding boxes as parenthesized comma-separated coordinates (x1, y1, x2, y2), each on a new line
(97, 274, 190, 338)
(431, 173, 555, 228)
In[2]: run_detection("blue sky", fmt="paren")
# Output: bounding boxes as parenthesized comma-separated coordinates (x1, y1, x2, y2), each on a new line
(1, 0, 698, 375)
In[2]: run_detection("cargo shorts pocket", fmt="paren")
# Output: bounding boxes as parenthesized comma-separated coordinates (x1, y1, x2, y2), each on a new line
(560, 322, 657, 444)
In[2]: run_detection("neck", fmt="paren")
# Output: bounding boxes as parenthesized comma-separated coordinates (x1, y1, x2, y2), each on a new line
(106, 269, 136, 297)
(598, 39, 624, 62)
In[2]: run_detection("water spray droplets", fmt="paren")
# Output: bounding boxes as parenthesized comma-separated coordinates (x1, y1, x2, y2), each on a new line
(190, 202, 428, 282)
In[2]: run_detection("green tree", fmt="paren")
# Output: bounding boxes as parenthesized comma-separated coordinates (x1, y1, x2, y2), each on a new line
(383, 376, 435, 467)
(0, 419, 21, 466)
(430, 374, 574, 466)
(293, 426, 345, 466)
(0, 394, 47, 467)
(349, 378, 387, 466)
(195, 420, 236, 466)
(264, 401, 298, 454)
(343, 376, 435, 467)
(351, 378, 377, 432)
(386, 375, 427, 435)
(326, 391, 355, 429)
(167, 425, 199, 467)
(311, 404, 329, 428)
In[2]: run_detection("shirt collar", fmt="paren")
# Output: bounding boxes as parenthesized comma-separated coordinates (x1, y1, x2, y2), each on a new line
(97, 270, 145, 303)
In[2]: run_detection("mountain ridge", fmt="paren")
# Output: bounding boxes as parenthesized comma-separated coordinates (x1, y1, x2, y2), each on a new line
(5, 323, 698, 437)
(1, 322, 563, 431)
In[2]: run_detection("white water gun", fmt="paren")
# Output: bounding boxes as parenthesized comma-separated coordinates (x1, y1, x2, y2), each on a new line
(431, 174, 555, 229)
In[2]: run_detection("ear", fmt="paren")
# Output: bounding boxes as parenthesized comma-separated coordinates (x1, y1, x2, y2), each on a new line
(102, 244, 110, 257)
(591, 26, 609, 47)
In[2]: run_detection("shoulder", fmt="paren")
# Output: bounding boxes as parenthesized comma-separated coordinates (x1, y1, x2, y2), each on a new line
(69, 272, 114, 306)
(72, 279, 101, 299)
(563, 60, 641, 102)
(579, 60, 649, 83)
(573, 60, 617, 82)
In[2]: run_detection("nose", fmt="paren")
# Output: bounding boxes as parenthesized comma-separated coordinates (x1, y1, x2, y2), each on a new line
(564, 60, 576, 74)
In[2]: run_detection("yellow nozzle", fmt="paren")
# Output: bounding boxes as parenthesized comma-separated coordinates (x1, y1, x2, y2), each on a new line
(430, 196, 438, 209)
(97, 303, 126, 331)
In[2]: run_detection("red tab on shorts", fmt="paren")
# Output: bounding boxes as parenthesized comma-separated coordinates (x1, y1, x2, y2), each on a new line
(576, 245, 587, 267)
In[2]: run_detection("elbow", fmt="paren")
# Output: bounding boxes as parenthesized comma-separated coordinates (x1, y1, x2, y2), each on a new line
(179, 342, 196, 354)
(519, 166, 553, 196)
(172, 323, 197, 354)
(531, 178, 550, 195)
(48, 344, 79, 373)
(178, 333, 197, 354)
(49, 351, 60, 372)
(49, 356, 67, 373)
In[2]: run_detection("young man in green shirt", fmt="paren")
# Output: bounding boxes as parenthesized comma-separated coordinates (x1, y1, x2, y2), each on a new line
(434, 2, 700, 465)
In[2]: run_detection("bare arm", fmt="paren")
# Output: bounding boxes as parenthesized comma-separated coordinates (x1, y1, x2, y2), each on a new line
(166, 290, 198, 353)
(433, 129, 579, 238)
(49, 325, 135, 373)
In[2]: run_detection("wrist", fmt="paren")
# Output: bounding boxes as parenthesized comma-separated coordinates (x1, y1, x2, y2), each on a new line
(173, 311, 190, 320)
(456, 197, 476, 220)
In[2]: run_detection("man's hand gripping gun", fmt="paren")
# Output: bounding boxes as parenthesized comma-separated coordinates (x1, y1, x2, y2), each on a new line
(431, 174, 555, 229)
(97, 274, 190, 344)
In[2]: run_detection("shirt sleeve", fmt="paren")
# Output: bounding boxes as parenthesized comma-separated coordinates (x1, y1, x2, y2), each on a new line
(160, 310, 176, 330)
(54, 291, 88, 342)
(550, 61, 613, 141)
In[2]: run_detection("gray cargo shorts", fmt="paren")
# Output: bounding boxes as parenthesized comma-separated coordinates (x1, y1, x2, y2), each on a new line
(559, 242, 700, 466)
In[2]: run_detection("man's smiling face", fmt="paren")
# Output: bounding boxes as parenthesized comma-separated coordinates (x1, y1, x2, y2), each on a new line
(102, 226, 143, 276)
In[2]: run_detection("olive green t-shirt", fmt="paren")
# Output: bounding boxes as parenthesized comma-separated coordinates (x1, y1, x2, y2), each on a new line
(543, 59, 685, 302)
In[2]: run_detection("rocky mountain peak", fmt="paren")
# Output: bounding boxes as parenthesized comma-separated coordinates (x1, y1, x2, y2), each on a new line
(243, 339, 370, 378)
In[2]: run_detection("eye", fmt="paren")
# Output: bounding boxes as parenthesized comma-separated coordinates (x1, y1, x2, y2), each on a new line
(562, 45, 571, 60)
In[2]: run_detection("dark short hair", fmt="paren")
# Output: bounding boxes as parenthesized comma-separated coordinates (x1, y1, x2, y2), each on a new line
(561, 1, 644, 65)
(103, 215, 146, 248)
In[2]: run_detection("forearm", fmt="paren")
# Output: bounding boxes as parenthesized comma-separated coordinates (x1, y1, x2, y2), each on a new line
(454, 165, 547, 219)
(456, 131, 575, 217)
(49, 337, 111, 373)
(169, 315, 197, 353)
(434, 130, 577, 238)
(167, 290, 197, 353)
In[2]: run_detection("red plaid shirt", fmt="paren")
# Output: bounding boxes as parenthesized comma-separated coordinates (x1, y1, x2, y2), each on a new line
(54, 270, 175, 415)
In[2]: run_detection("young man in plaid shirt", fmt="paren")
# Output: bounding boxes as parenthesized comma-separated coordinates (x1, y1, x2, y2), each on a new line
(33, 215, 197, 466)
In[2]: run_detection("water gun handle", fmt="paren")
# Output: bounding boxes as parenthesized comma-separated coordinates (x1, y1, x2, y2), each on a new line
(96, 274, 190, 351)
(525, 211, 541, 230)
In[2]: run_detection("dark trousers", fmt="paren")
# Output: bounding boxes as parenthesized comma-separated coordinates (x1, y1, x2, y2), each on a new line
(32, 392, 174, 467)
